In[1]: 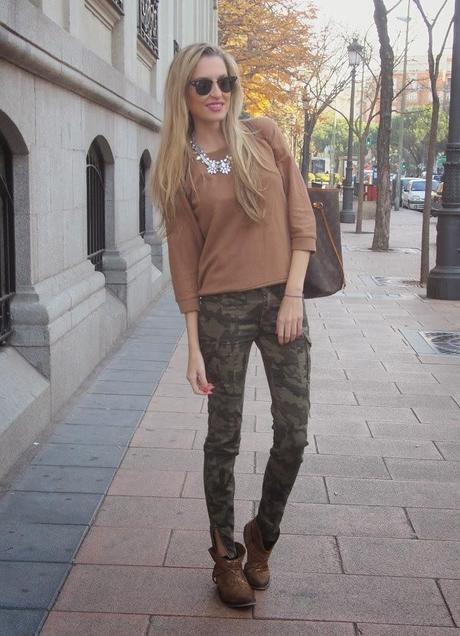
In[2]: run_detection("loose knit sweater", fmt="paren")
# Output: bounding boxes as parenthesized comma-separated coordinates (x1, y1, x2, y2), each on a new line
(166, 116, 317, 313)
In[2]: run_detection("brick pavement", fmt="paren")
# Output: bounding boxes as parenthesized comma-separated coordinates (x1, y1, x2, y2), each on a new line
(1, 209, 460, 635)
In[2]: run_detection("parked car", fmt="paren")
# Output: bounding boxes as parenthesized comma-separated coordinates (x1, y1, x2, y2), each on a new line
(402, 179, 439, 210)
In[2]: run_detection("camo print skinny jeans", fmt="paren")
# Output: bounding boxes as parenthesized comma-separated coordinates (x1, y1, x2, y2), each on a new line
(198, 283, 311, 558)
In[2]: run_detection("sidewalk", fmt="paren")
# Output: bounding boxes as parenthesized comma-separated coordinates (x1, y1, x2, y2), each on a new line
(1, 210, 460, 635)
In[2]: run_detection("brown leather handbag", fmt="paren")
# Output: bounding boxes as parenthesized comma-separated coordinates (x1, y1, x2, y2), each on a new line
(304, 188, 345, 299)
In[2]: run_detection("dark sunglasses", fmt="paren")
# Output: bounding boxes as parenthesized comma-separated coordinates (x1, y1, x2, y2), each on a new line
(189, 75, 238, 96)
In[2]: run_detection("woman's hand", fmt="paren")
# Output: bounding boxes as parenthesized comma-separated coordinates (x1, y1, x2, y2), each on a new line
(276, 296, 304, 345)
(187, 348, 214, 395)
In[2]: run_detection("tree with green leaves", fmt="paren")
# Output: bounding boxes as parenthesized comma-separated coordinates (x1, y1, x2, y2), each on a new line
(391, 106, 449, 176)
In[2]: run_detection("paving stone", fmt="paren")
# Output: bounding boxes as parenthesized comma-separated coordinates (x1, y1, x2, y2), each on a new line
(0, 610, 46, 636)
(108, 468, 185, 497)
(41, 611, 149, 636)
(311, 404, 418, 423)
(87, 380, 157, 396)
(281, 502, 414, 537)
(0, 491, 102, 525)
(31, 443, 125, 467)
(0, 523, 86, 562)
(355, 393, 459, 409)
(147, 395, 205, 414)
(256, 452, 389, 479)
(355, 625, 460, 635)
(130, 428, 196, 449)
(165, 529, 341, 574)
(54, 564, 251, 617)
(48, 424, 134, 446)
(407, 508, 460, 540)
(316, 435, 442, 459)
(105, 358, 168, 372)
(413, 407, 460, 423)
(77, 393, 151, 411)
(115, 347, 175, 362)
(146, 616, 354, 636)
(256, 414, 371, 437)
(385, 458, 460, 482)
(139, 411, 209, 430)
(253, 571, 452, 624)
(97, 369, 163, 383)
(338, 536, 460, 577)
(12, 465, 116, 494)
(63, 407, 142, 427)
(436, 441, 460, 460)
(438, 579, 460, 625)
(326, 476, 460, 508)
(94, 495, 253, 532)
(0, 561, 70, 609)
(182, 471, 327, 503)
(74, 526, 171, 566)
(368, 420, 460, 442)
(120, 448, 254, 473)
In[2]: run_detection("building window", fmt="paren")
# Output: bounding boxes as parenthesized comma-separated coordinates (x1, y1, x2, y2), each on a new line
(0, 132, 15, 345)
(139, 156, 146, 237)
(86, 142, 106, 272)
(138, 0, 159, 59)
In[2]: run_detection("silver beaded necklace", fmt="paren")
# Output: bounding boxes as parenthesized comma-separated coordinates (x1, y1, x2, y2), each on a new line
(190, 137, 232, 175)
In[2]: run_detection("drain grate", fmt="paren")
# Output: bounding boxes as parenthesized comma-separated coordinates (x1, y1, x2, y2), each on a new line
(371, 276, 422, 287)
(420, 331, 460, 356)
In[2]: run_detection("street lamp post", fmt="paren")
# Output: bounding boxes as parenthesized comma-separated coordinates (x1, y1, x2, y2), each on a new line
(341, 38, 363, 223)
(427, 0, 460, 300)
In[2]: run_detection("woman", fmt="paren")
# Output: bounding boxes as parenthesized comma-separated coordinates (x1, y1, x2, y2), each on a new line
(151, 43, 316, 608)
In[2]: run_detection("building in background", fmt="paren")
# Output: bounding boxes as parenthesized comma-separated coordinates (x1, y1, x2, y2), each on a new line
(393, 53, 452, 112)
(0, 0, 217, 479)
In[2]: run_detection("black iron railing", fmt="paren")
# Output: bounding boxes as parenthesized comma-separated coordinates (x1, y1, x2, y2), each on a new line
(139, 156, 146, 237)
(138, 0, 159, 58)
(110, 0, 124, 14)
(86, 143, 105, 272)
(0, 133, 15, 345)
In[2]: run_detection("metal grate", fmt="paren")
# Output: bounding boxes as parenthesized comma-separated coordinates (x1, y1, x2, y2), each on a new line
(0, 132, 15, 345)
(139, 156, 146, 238)
(371, 276, 422, 288)
(138, 0, 159, 58)
(110, 0, 124, 15)
(110, 0, 124, 14)
(420, 331, 460, 356)
(86, 143, 105, 272)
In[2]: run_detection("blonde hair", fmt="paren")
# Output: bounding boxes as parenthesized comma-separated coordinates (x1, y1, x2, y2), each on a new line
(150, 43, 268, 233)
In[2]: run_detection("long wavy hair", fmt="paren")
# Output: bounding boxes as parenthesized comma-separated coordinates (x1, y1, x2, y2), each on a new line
(150, 43, 269, 233)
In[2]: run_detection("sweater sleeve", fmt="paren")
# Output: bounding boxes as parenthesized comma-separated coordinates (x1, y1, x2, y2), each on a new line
(166, 186, 204, 313)
(254, 117, 317, 253)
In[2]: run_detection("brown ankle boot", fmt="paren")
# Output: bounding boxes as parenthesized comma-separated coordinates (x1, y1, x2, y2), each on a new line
(208, 542, 256, 607)
(243, 518, 274, 590)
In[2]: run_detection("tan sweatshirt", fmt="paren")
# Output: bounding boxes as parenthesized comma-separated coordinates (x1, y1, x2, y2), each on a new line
(166, 116, 317, 313)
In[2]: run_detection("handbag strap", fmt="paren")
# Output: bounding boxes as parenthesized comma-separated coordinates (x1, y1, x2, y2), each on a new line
(312, 201, 346, 285)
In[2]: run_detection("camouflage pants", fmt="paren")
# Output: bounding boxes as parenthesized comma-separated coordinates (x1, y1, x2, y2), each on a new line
(198, 283, 311, 558)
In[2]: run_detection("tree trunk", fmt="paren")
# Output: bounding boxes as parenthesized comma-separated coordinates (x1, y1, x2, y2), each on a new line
(372, 0, 394, 250)
(356, 136, 366, 233)
(420, 96, 440, 284)
(301, 126, 313, 184)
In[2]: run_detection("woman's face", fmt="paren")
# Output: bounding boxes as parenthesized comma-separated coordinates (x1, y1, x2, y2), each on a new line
(186, 55, 232, 128)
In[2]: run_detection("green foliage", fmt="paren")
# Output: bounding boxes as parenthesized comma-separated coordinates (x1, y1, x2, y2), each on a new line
(312, 112, 378, 168)
(391, 105, 449, 175)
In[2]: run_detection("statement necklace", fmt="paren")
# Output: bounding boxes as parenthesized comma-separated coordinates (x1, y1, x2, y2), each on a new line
(190, 137, 232, 175)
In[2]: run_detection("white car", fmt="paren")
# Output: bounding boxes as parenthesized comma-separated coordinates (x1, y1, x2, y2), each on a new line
(402, 179, 438, 211)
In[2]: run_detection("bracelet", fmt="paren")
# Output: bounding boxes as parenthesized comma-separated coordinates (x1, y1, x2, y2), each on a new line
(284, 293, 304, 298)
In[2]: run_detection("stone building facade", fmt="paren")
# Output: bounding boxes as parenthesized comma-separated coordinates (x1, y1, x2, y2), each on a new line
(0, 0, 218, 479)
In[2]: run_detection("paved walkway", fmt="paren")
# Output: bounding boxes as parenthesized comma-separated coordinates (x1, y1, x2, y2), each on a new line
(1, 210, 460, 635)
